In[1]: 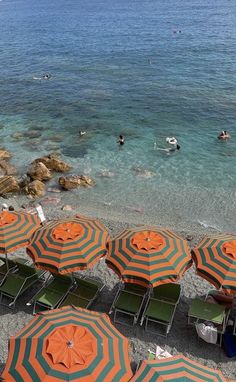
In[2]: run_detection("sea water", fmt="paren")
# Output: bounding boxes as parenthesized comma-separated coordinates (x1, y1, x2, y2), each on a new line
(0, 0, 236, 232)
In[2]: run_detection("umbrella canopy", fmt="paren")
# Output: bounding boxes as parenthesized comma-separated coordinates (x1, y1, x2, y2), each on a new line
(130, 355, 227, 382)
(2, 306, 132, 382)
(192, 234, 236, 295)
(106, 227, 192, 287)
(27, 215, 109, 274)
(0, 210, 41, 254)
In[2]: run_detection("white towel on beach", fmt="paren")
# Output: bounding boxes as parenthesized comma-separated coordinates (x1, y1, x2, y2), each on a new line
(155, 346, 172, 359)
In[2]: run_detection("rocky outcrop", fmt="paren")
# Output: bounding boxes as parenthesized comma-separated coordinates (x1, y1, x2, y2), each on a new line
(0, 176, 20, 195)
(0, 150, 11, 160)
(33, 154, 72, 172)
(58, 175, 96, 190)
(18, 175, 31, 190)
(0, 160, 17, 176)
(27, 162, 52, 181)
(24, 180, 46, 199)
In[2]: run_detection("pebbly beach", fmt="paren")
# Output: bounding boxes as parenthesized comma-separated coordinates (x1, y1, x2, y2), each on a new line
(0, 191, 235, 379)
(1, 0, 236, 379)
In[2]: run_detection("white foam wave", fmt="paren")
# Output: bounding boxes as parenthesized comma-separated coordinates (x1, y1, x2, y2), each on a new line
(197, 220, 221, 231)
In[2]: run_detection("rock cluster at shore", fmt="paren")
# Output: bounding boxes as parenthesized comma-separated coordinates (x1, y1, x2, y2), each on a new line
(0, 152, 96, 199)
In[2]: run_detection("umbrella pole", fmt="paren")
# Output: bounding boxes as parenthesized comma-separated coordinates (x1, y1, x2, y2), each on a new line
(5, 252, 9, 271)
(72, 272, 76, 286)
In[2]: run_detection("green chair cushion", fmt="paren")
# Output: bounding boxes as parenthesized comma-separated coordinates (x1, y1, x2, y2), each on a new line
(0, 276, 25, 296)
(48, 279, 72, 293)
(50, 274, 72, 285)
(15, 263, 37, 277)
(35, 275, 73, 307)
(61, 293, 90, 308)
(124, 283, 147, 296)
(36, 289, 64, 306)
(75, 278, 99, 290)
(73, 285, 97, 300)
(115, 290, 143, 313)
(188, 299, 225, 324)
(153, 283, 180, 302)
(146, 299, 175, 322)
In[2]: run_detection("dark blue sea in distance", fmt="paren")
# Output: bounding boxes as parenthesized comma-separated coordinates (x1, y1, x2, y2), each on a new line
(0, 0, 236, 231)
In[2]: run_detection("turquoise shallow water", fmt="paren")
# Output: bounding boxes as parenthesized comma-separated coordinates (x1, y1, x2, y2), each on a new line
(0, 0, 236, 231)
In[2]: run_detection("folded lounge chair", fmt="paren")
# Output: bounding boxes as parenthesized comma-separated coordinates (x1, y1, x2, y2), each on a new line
(0, 262, 46, 309)
(59, 276, 105, 309)
(109, 283, 148, 326)
(27, 274, 73, 315)
(140, 283, 181, 337)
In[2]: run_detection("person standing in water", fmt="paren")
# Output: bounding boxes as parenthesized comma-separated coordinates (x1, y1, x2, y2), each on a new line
(117, 135, 125, 145)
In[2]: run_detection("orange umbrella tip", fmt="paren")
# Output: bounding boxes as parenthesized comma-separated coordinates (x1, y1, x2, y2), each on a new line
(46, 325, 95, 368)
(0, 211, 17, 226)
(222, 240, 236, 259)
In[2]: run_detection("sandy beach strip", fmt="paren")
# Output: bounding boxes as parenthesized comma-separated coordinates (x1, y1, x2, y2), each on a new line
(0, 194, 235, 379)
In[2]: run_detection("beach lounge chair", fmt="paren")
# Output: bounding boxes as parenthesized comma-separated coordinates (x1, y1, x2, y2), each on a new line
(0, 257, 29, 283)
(0, 262, 46, 309)
(140, 283, 181, 337)
(59, 276, 105, 309)
(0, 258, 17, 283)
(187, 297, 230, 346)
(109, 283, 148, 326)
(27, 274, 73, 315)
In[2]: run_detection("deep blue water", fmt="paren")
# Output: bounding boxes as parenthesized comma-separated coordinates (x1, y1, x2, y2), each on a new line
(0, 0, 236, 231)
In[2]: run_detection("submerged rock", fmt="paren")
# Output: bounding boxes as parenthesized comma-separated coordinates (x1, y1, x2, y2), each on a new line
(11, 132, 24, 141)
(132, 166, 155, 178)
(24, 130, 42, 139)
(27, 162, 52, 181)
(58, 174, 96, 190)
(99, 169, 115, 178)
(24, 180, 46, 199)
(33, 154, 72, 172)
(0, 176, 20, 195)
(47, 135, 64, 143)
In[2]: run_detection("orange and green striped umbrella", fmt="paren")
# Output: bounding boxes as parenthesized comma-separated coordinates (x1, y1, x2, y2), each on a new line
(27, 215, 109, 274)
(106, 227, 192, 287)
(2, 306, 133, 382)
(130, 355, 227, 381)
(192, 234, 236, 295)
(0, 210, 41, 254)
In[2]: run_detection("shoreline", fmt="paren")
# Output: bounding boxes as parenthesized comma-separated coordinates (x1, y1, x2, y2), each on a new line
(0, 194, 235, 378)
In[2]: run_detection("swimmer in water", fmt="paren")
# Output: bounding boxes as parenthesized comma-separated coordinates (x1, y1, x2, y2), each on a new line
(218, 130, 231, 140)
(155, 137, 180, 153)
(33, 73, 51, 80)
(79, 131, 86, 137)
(117, 135, 125, 145)
(43, 74, 51, 80)
(166, 137, 180, 151)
